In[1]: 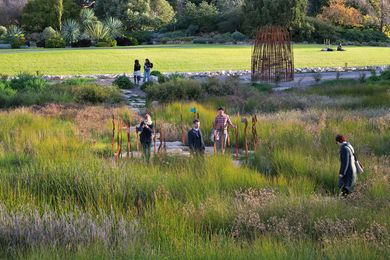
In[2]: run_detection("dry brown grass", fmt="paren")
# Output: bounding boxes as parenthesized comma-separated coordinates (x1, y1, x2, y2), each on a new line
(25, 104, 135, 140)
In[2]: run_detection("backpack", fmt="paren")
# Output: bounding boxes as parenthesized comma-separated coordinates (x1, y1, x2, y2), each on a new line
(150, 63, 153, 68)
(345, 145, 364, 174)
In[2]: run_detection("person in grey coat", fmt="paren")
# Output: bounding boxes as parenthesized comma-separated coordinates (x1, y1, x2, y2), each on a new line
(336, 134, 357, 196)
(188, 119, 205, 154)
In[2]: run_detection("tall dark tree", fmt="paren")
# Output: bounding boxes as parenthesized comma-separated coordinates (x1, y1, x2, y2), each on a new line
(242, 0, 308, 34)
(21, 0, 80, 32)
(307, 0, 329, 15)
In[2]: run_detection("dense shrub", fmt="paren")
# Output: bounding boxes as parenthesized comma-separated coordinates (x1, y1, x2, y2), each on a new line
(45, 35, 66, 48)
(202, 77, 235, 96)
(129, 31, 153, 44)
(144, 78, 203, 102)
(212, 33, 232, 43)
(0, 26, 7, 38)
(150, 71, 167, 83)
(10, 35, 26, 49)
(113, 75, 134, 89)
(115, 36, 138, 46)
(42, 27, 57, 40)
(160, 37, 171, 44)
(71, 39, 92, 48)
(9, 73, 47, 91)
(231, 31, 247, 41)
(140, 81, 154, 91)
(36, 39, 46, 48)
(71, 84, 122, 104)
(96, 39, 116, 47)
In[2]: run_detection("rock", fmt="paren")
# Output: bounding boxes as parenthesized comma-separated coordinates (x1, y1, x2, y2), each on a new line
(151, 101, 159, 107)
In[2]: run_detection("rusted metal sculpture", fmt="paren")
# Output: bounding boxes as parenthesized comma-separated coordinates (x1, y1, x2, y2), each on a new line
(252, 26, 294, 83)
(251, 115, 258, 152)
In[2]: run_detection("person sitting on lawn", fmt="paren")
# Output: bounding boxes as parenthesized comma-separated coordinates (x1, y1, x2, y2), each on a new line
(188, 119, 205, 155)
(337, 43, 345, 51)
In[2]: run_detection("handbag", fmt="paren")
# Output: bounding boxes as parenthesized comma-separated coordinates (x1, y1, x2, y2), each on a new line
(346, 145, 364, 174)
(354, 154, 364, 174)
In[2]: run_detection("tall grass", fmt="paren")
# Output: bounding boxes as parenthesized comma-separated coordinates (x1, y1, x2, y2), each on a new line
(1, 92, 390, 257)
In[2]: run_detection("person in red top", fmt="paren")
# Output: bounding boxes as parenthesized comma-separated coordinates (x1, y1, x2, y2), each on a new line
(213, 107, 236, 153)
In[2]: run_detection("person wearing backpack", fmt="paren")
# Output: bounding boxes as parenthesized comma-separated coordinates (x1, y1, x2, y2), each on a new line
(336, 134, 362, 196)
(143, 59, 153, 83)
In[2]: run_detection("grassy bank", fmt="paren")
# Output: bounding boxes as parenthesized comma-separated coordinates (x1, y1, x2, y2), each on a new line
(1, 44, 390, 75)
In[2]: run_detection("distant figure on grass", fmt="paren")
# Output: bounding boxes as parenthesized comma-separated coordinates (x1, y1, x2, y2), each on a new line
(337, 43, 345, 51)
(336, 134, 358, 196)
(188, 119, 205, 155)
(143, 59, 153, 82)
(137, 113, 154, 162)
(213, 107, 236, 153)
(134, 59, 141, 85)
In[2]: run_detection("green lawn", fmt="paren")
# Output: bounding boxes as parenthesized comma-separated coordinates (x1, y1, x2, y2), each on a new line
(1, 44, 390, 75)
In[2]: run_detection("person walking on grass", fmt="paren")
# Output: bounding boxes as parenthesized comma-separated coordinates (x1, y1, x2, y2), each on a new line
(336, 134, 357, 196)
(188, 119, 205, 155)
(143, 58, 153, 83)
(137, 113, 154, 162)
(134, 59, 141, 85)
(213, 107, 236, 153)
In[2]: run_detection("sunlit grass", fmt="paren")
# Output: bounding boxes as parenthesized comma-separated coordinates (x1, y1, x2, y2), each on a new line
(1, 44, 390, 75)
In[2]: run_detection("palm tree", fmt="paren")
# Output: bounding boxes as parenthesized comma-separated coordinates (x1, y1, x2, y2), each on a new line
(103, 17, 124, 39)
(61, 19, 81, 44)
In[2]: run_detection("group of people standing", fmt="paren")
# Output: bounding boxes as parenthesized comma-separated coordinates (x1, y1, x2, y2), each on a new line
(136, 109, 363, 197)
(133, 59, 153, 85)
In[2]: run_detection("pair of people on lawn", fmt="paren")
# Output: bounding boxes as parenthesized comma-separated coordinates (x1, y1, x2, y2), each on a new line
(133, 59, 153, 85)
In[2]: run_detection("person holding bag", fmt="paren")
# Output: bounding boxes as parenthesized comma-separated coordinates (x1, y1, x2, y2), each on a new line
(335, 134, 363, 196)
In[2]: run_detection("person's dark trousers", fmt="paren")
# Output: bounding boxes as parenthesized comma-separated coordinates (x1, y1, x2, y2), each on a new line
(142, 142, 152, 163)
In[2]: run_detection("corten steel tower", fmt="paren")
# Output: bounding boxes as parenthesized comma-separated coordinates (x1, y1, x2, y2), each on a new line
(251, 26, 294, 83)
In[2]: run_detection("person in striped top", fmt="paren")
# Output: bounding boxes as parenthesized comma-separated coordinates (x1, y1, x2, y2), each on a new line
(213, 107, 236, 152)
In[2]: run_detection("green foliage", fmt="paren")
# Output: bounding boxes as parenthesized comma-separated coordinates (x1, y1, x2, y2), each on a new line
(10, 34, 26, 49)
(94, 0, 130, 23)
(42, 26, 57, 40)
(242, 0, 308, 33)
(6, 25, 23, 38)
(21, 0, 80, 32)
(231, 31, 247, 41)
(145, 78, 203, 101)
(46, 35, 66, 48)
(85, 22, 109, 41)
(150, 70, 167, 83)
(103, 17, 124, 39)
(9, 73, 48, 91)
(177, 1, 219, 33)
(0, 26, 7, 38)
(113, 75, 134, 89)
(71, 84, 122, 103)
(80, 8, 98, 27)
(202, 77, 235, 96)
(61, 19, 81, 45)
(96, 39, 117, 47)
(127, 0, 175, 30)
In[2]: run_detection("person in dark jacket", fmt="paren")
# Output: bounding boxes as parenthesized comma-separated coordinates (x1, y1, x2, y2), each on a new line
(336, 134, 357, 196)
(137, 113, 154, 162)
(188, 119, 205, 154)
(134, 59, 141, 85)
